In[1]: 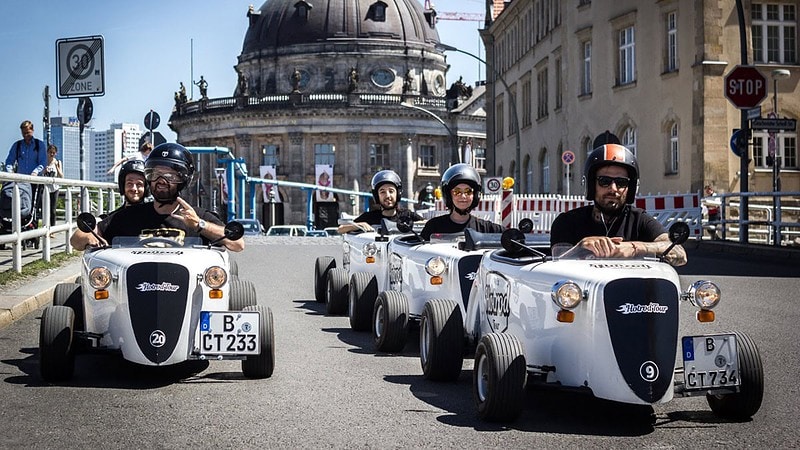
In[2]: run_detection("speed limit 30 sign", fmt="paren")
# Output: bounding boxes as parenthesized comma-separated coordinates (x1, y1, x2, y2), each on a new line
(56, 35, 105, 98)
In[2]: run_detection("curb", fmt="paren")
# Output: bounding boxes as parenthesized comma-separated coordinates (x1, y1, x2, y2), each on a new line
(0, 260, 81, 329)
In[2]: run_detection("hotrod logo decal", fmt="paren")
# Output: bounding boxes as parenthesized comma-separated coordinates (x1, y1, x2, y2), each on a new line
(589, 263, 652, 269)
(388, 254, 403, 291)
(616, 302, 669, 314)
(131, 250, 185, 255)
(136, 282, 181, 292)
(484, 273, 511, 317)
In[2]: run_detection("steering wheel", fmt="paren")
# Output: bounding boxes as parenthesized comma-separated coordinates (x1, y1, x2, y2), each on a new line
(138, 237, 183, 248)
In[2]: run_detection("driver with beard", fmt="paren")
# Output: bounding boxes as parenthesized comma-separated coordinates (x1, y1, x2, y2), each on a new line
(70, 143, 244, 252)
(550, 136, 685, 266)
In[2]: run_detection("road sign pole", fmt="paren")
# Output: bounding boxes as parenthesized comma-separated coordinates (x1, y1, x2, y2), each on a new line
(735, 0, 749, 243)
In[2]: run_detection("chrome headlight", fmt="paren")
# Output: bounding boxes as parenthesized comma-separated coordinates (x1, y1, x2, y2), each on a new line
(89, 267, 112, 289)
(425, 256, 447, 276)
(551, 281, 583, 309)
(363, 242, 378, 257)
(204, 266, 228, 289)
(685, 280, 720, 310)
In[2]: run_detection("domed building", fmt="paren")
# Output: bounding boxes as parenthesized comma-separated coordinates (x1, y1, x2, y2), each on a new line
(169, 0, 486, 228)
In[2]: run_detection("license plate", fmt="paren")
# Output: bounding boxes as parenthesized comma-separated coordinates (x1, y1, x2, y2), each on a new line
(199, 311, 260, 355)
(682, 334, 740, 390)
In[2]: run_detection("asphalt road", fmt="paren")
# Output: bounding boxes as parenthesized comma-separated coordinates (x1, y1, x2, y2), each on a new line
(0, 237, 798, 448)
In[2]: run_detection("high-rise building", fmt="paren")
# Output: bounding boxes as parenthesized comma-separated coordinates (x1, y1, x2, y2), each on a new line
(93, 123, 143, 182)
(49, 116, 92, 181)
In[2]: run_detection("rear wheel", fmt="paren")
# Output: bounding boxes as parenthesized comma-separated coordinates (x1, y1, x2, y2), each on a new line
(241, 305, 275, 379)
(373, 291, 409, 352)
(314, 256, 336, 303)
(421, 299, 464, 381)
(229, 279, 257, 310)
(39, 305, 76, 382)
(473, 333, 526, 422)
(326, 268, 349, 315)
(53, 283, 84, 332)
(349, 272, 377, 331)
(706, 331, 764, 419)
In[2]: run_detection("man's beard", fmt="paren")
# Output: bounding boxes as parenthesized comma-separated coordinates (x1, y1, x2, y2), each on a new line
(380, 200, 395, 210)
(153, 184, 178, 204)
(596, 196, 625, 216)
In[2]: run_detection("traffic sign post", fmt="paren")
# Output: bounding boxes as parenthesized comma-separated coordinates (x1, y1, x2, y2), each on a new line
(562, 151, 575, 196)
(56, 35, 105, 99)
(724, 65, 767, 109)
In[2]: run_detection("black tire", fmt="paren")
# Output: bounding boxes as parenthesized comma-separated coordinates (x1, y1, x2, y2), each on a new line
(242, 305, 275, 379)
(349, 272, 378, 331)
(39, 305, 76, 382)
(420, 299, 464, 381)
(229, 279, 257, 310)
(53, 283, 84, 332)
(473, 333, 526, 422)
(314, 256, 336, 303)
(373, 291, 409, 352)
(229, 258, 239, 277)
(326, 268, 349, 315)
(706, 331, 764, 419)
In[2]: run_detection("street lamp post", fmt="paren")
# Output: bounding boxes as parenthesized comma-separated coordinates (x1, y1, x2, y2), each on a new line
(770, 68, 790, 246)
(400, 101, 460, 164)
(436, 42, 521, 182)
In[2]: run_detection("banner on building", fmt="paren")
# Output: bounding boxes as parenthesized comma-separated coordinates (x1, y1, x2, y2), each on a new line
(259, 165, 281, 203)
(315, 164, 334, 202)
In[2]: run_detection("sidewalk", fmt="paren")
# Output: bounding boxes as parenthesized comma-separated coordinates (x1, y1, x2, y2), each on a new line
(0, 257, 80, 329)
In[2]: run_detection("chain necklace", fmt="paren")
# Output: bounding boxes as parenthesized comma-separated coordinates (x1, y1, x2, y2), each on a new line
(601, 212, 618, 237)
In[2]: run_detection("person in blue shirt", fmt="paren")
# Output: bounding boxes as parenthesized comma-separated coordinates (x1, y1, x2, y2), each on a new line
(5, 120, 48, 175)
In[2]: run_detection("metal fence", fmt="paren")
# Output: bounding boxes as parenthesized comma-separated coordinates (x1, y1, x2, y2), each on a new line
(0, 172, 117, 272)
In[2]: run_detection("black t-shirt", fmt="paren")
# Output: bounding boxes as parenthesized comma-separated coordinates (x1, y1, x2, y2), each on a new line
(550, 205, 665, 246)
(420, 214, 503, 241)
(102, 202, 224, 245)
(354, 207, 423, 225)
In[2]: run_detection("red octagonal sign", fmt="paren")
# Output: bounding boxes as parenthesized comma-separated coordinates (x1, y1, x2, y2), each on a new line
(724, 65, 767, 109)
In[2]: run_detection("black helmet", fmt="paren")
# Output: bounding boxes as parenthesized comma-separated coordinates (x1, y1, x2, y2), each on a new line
(583, 143, 639, 204)
(441, 163, 481, 211)
(145, 143, 195, 191)
(118, 159, 148, 200)
(370, 170, 402, 203)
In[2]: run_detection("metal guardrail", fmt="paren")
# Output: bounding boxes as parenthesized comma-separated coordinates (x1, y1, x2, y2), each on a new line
(705, 191, 800, 246)
(0, 172, 117, 272)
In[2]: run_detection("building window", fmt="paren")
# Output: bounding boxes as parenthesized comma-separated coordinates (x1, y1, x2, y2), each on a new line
(522, 76, 532, 127)
(622, 127, 637, 156)
(581, 40, 592, 95)
(369, 1, 387, 22)
(262, 145, 279, 166)
(753, 131, 798, 169)
(536, 67, 548, 119)
(496, 98, 505, 143)
(752, 3, 797, 64)
(618, 26, 636, 85)
(524, 155, 533, 194)
(666, 11, 678, 72)
(295, 0, 312, 22)
(539, 149, 550, 193)
(668, 123, 679, 174)
(473, 147, 486, 171)
(554, 55, 563, 110)
(419, 145, 436, 168)
(509, 85, 517, 137)
(369, 143, 389, 170)
(315, 143, 335, 165)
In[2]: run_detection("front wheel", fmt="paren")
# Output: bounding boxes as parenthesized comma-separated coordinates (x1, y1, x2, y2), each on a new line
(473, 333, 526, 422)
(229, 279, 257, 310)
(241, 305, 275, 379)
(53, 283, 84, 332)
(420, 299, 464, 381)
(314, 256, 336, 303)
(39, 305, 76, 382)
(706, 331, 764, 419)
(373, 291, 409, 352)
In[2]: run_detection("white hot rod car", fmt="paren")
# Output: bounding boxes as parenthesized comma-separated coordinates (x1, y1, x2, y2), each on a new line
(39, 213, 275, 382)
(420, 221, 764, 422)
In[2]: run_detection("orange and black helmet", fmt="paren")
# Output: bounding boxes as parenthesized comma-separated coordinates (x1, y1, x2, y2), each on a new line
(583, 143, 639, 204)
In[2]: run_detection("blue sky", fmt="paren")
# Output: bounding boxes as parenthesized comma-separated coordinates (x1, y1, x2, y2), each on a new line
(0, 0, 486, 150)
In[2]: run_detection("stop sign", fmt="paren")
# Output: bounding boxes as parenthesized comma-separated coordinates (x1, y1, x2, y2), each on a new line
(724, 65, 767, 109)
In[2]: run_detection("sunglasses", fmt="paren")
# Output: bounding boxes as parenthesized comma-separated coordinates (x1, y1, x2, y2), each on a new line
(451, 187, 474, 196)
(596, 175, 630, 189)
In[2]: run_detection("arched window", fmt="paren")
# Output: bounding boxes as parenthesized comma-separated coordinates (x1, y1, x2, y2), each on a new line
(369, 1, 388, 22)
(523, 155, 533, 194)
(622, 127, 637, 156)
(295, 1, 312, 22)
(539, 149, 550, 193)
(668, 123, 679, 174)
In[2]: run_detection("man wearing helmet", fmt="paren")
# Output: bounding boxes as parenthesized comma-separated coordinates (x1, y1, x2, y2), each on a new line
(420, 163, 502, 241)
(71, 143, 243, 252)
(550, 138, 686, 266)
(338, 169, 422, 233)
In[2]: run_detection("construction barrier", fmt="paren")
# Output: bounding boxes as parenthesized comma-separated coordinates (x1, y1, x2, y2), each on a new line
(420, 191, 703, 238)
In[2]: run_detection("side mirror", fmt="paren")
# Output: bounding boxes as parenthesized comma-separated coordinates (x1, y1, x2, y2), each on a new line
(518, 218, 534, 234)
(396, 215, 414, 233)
(668, 221, 690, 245)
(77, 212, 97, 233)
(501, 228, 526, 254)
(223, 221, 245, 241)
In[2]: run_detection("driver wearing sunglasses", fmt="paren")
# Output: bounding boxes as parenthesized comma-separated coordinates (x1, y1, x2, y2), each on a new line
(550, 136, 686, 266)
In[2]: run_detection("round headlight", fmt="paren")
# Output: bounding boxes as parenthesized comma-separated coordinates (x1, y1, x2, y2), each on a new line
(686, 280, 720, 310)
(204, 266, 228, 289)
(551, 281, 583, 309)
(425, 256, 446, 276)
(89, 267, 112, 289)
(363, 243, 378, 257)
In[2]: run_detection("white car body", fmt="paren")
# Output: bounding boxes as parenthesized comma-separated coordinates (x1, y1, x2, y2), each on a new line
(40, 233, 275, 382)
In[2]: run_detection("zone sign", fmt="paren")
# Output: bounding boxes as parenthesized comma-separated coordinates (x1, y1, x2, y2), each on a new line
(724, 65, 766, 109)
(56, 35, 105, 98)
